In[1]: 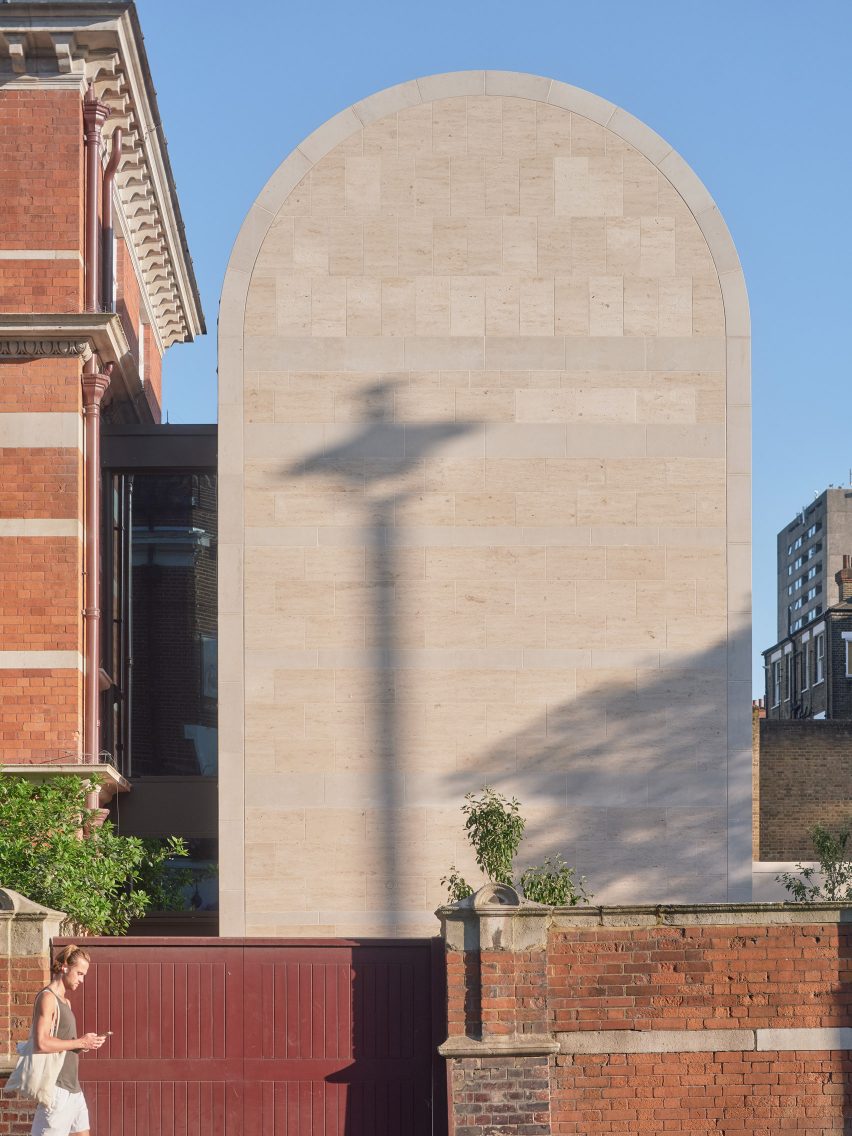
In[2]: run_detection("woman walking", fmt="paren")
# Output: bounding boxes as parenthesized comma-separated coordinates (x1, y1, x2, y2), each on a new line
(29, 944, 105, 1136)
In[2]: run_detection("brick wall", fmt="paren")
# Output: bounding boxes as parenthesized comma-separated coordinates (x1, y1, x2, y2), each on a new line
(0, 90, 85, 766)
(0, 90, 83, 256)
(0, 450, 80, 520)
(0, 359, 81, 414)
(760, 719, 852, 859)
(116, 238, 163, 421)
(827, 610, 852, 717)
(144, 323, 163, 417)
(441, 897, 852, 1136)
(0, 670, 82, 762)
(0, 538, 81, 652)
(553, 1051, 848, 1135)
(452, 1056, 551, 1136)
(0, 262, 81, 315)
(549, 923, 847, 1030)
(116, 236, 140, 356)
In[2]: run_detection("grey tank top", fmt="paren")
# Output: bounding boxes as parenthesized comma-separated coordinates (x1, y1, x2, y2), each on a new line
(50, 993, 81, 1093)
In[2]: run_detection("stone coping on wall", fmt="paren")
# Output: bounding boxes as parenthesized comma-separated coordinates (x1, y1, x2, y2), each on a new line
(549, 902, 852, 926)
(556, 1028, 852, 1055)
(438, 900, 852, 928)
(438, 898, 852, 951)
(439, 1035, 560, 1058)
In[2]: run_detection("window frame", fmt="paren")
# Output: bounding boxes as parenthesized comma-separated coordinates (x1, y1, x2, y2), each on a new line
(771, 659, 782, 707)
(815, 633, 825, 685)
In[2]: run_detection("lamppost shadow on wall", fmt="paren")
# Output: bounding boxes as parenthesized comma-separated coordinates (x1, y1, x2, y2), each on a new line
(287, 379, 478, 934)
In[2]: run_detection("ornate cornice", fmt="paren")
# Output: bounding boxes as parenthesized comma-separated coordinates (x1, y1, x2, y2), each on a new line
(0, 5, 205, 349)
(0, 338, 91, 360)
(0, 313, 128, 361)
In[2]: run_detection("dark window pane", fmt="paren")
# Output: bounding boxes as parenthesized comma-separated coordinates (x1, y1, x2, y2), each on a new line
(130, 473, 217, 776)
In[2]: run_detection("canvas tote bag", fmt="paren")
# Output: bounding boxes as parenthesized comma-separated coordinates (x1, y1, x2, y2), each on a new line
(5, 988, 64, 1108)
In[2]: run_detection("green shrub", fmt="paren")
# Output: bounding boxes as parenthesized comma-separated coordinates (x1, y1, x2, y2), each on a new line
(777, 822, 852, 902)
(520, 854, 592, 906)
(440, 866, 474, 902)
(441, 785, 592, 907)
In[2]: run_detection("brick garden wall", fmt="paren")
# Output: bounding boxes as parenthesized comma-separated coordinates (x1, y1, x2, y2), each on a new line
(549, 923, 846, 1031)
(760, 719, 852, 859)
(442, 899, 852, 1136)
(553, 1051, 848, 1135)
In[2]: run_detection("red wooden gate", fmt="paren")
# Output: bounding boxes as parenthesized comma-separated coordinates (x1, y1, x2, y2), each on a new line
(54, 937, 446, 1135)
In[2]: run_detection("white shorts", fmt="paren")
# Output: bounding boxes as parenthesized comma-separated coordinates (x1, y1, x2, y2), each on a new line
(31, 1087, 90, 1135)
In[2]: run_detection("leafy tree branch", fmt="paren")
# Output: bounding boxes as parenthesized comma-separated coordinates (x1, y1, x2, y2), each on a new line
(0, 771, 194, 935)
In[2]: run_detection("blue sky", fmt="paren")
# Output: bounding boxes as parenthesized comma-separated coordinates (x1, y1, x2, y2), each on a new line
(137, 0, 852, 690)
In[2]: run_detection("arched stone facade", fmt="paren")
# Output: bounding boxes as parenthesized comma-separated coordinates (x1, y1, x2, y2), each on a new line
(218, 72, 751, 936)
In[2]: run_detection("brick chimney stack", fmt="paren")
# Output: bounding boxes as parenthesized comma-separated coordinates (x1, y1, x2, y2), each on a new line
(836, 555, 852, 602)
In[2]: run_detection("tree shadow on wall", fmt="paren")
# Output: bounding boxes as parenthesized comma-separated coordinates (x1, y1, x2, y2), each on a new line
(439, 630, 752, 905)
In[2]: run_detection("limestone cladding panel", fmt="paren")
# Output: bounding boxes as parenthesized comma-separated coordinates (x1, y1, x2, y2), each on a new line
(221, 74, 752, 936)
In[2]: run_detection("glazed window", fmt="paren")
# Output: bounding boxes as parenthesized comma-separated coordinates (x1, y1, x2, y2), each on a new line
(771, 660, 781, 707)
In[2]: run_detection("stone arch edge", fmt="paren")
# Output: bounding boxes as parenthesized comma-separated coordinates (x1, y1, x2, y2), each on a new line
(216, 71, 753, 931)
(220, 69, 750, 342)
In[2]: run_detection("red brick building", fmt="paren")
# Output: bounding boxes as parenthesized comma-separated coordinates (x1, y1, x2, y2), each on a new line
(0, 3, 203, 800)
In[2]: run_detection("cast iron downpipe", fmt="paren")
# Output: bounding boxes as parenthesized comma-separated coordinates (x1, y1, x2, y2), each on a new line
(82, 365, 112, 768)
(81, 86, 111, 807)
(101, 126, 122, 312)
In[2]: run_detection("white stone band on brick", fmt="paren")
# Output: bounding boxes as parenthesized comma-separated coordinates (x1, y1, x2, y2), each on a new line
(557, 1027, 852, 1054)
(0, 412, 82, 449)
(0, 250, 83, 261)
(0, 651, 83, 671)
(757, 1028, 852, 1051)
(0, 519, 82, 539)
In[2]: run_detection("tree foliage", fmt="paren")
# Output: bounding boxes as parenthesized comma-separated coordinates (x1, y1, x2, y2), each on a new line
(777, 822, 852, 903)
(0, 772, 192, 935)
(462, 786, 525, 885)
